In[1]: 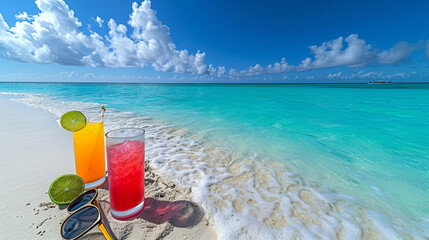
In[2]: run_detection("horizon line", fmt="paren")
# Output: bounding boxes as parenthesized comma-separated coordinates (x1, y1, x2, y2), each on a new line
(1, 81, 429, 85)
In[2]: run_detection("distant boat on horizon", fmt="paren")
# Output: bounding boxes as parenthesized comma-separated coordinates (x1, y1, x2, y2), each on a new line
(368, 80, 393, 84)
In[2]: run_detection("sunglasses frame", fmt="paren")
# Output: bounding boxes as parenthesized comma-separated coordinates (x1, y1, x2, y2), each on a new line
(61, 189, 111, 240)
(67, 189, 98, 214)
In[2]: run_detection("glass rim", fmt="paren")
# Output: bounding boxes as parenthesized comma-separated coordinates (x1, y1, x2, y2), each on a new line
(105, 128, 145, 139)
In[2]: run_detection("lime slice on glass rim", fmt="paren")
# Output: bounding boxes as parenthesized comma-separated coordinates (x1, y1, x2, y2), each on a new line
(48, 174, 85, 205)
(60, 111, 87, 132)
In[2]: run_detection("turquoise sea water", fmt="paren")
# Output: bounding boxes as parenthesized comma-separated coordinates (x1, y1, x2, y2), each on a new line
(1, 82, 428, 236)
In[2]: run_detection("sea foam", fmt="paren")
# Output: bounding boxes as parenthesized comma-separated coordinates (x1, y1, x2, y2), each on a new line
(3, 92, 428, 240)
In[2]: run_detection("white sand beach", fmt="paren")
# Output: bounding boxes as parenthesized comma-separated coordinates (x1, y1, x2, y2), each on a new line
(0, 95, 218, 239)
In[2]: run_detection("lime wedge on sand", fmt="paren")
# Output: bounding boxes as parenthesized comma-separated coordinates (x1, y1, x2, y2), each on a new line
(48, 174, 85, 205)
(60, 111, 87, 132)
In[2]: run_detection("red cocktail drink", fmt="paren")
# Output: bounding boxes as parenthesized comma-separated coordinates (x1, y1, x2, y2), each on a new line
(106, 129, 145, 220)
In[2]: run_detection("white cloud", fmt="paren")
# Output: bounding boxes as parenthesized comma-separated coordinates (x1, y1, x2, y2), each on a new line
(208, 65, 226, 77)
(240, 64, 264, 76)
(384, 71, 417, 80)
(207, 64, 215, 75)
(217, 66, 226, 77)
(378, 41, 421, 64)
(0, 0, 207, 74)
(0, 0, 84, 65)
(327, 71, 343, 79)
(55, 71, 98, 79)
(56, 71, 79, 79)
(1, 1, 427, 80)
(352, 71, 380, 79)
(83, 73, 95, 78)
(227, 68, 242, 80)
(95, 16, 103, 27)
(297, 34, 376, 71)
(325, 71, 418, 80)
(266, 57, 294, 73)
(15, 12, 32, 21)
(237, 34, 422, 79)
(238, 58, 294, 76)
(0, 14, 9, 31)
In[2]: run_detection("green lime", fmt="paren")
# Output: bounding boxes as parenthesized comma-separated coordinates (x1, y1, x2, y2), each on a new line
(48, 174, 85, 205)
(60, 111, 86, 132)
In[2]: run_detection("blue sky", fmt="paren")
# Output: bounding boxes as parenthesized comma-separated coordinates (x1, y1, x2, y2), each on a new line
(0, 0, 428, 83)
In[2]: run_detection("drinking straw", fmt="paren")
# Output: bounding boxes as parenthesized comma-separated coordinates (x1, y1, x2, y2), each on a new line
(99, 105, 106, 122)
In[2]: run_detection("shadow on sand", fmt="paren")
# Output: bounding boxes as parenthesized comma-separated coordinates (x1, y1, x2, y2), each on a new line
(137, 198, 204, 227)
(89, 177, 204, 240)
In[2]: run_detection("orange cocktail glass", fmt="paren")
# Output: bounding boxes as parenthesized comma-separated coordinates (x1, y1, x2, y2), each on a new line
(73, 121, 106, 189)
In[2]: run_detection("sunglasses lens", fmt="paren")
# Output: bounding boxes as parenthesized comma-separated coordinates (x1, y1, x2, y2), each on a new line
(61, 206, 99, 239)
(68, 190, 97, 212)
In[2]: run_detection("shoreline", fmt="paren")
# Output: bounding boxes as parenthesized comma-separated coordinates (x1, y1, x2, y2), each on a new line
(1, 91, 428, 239)
(0, 94, 218, 239)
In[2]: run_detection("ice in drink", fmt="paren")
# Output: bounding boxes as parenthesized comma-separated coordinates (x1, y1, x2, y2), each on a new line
(106, 128, 145, 220)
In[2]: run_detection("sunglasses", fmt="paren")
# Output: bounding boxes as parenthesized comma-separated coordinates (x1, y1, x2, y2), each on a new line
(61, 189, 114, 240)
